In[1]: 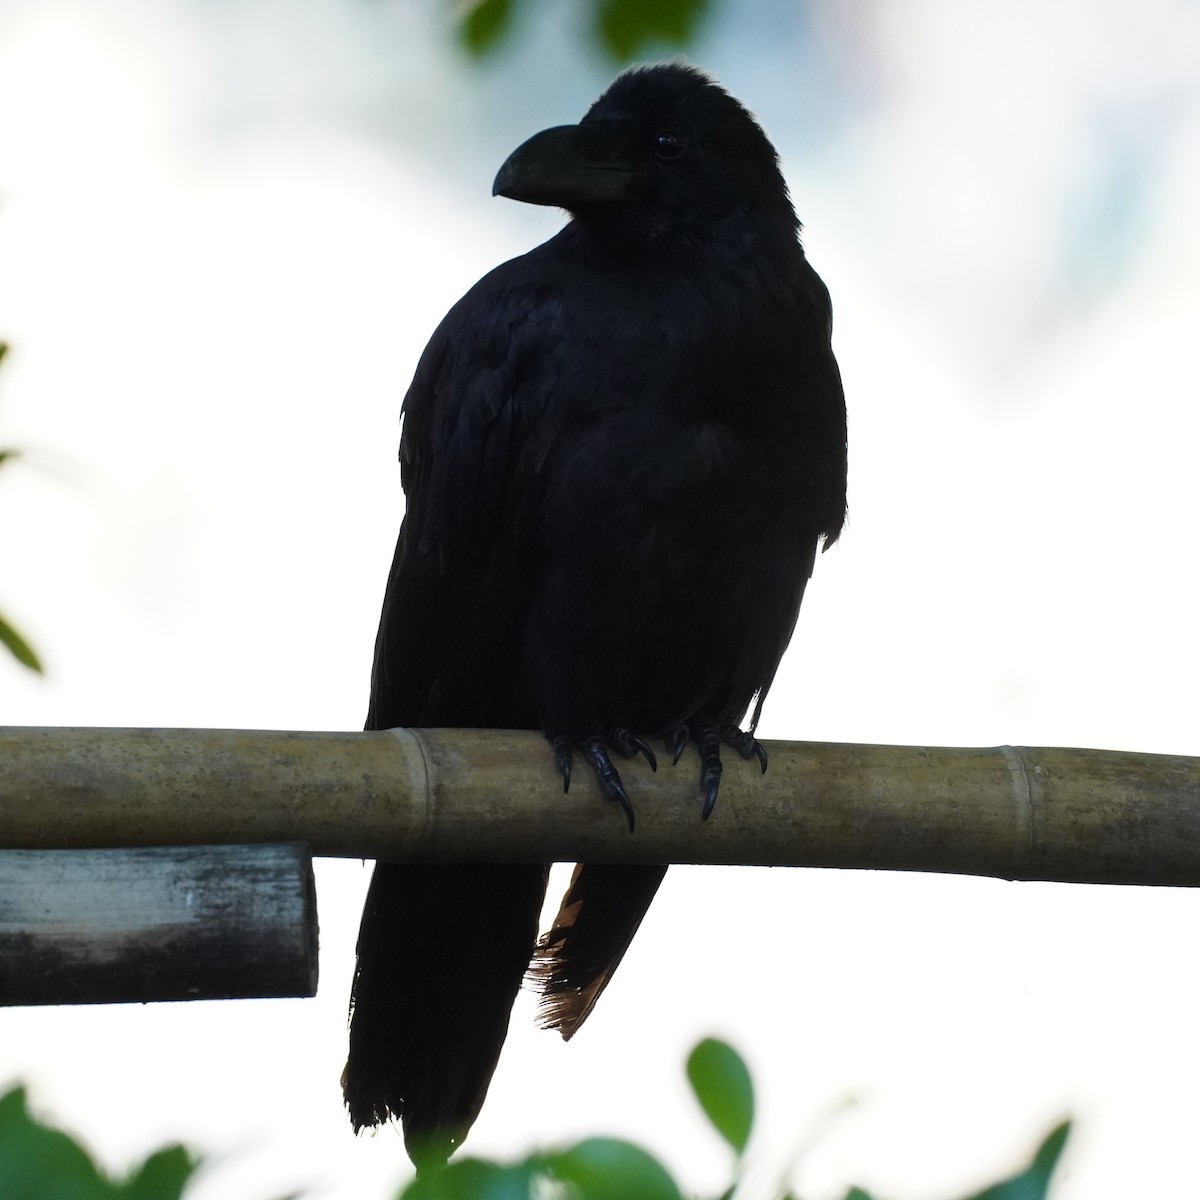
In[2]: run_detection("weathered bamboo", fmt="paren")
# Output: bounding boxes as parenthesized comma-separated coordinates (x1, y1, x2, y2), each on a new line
(0, 843, 317, 1005)
(0, 726, 1197, 884)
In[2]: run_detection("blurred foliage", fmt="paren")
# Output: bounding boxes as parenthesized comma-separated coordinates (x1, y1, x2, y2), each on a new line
(460, 0, 510, 54)
(457, 0, 711, 61)
(398, 1038, 1070, 1200)
(0, 341, 43, 674)
(0, 1043, 1070, 1199)
(0, 1086, 196, 1199)
(0, 612, 41, 673)
(960, 1122, 1071, 1200)
(687, 1035, 755, 1156)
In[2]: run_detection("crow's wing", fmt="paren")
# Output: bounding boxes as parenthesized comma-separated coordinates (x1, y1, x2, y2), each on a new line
(347, 260, 568, 1163)
(367, 263, 568, 732)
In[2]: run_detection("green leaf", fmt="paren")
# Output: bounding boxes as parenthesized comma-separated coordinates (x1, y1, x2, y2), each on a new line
(686, 1038, 754, 1156)
(961, 1121, 1071, 1200)
(546, 1137, 682, 1200)
(593, 0, 711, 61)
(0, 610, 42, 672)
(0, 1085, 115, 1200)
(397, 1154, 539, 1199)
(458, 0, 513, 57)
(121, 1144, 198, 1200)
(0, 448, 22, 468)
(843, 1190, 876, 1200)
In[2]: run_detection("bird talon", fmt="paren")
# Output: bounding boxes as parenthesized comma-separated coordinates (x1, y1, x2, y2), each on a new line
(608, 728, 657, 771)
(630, 735, 657, 772)
(583, 739, 636, 832)
(720, 724, 768, 773)
(609, 727, 636, 757)
(550, 732, 573, 792)
(613, 782, 636, 832)
(669, 725, 689, 766)
(693, 720, 725, 817)
(603, 727, 658, 772)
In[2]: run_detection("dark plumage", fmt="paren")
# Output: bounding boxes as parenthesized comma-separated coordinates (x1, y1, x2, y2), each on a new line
(343, 62, 847, 1168)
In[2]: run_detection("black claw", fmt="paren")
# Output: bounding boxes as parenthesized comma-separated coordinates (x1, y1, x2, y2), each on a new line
(583, 739, 636, 832)
(610, 727, 636, 757)
(613, 782, 636, 832)
(608, 727, 658, 772)
(550, 732, 573, 793)
(669, 725, 689, 766)
(631, 735, 658, 772)
(696, 721, 724, 819)
(721, 724, 768, 774)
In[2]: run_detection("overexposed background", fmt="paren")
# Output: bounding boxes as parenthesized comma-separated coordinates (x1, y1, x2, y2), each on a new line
(1, 1, 1198, 1196)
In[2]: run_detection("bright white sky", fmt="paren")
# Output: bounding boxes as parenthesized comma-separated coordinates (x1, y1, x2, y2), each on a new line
(1, 1, 1198, 1198)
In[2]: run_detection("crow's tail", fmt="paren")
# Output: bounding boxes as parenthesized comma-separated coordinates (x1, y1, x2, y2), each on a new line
(530, 863, 668, 1040)
(343, 861, 548, 1168)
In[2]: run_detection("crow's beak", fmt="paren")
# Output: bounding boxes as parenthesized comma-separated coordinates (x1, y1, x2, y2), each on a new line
(493, 124, 635, 208)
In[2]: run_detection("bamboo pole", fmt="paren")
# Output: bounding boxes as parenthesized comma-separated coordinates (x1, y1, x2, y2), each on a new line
(0, 726, 1197, 884)
(0, 844, 317, 1005)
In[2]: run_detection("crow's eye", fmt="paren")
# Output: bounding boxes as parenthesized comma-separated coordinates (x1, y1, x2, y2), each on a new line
(654, 131, 686, 163)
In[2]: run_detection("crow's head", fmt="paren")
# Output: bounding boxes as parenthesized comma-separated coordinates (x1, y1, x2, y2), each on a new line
(493, 64, 798, 246)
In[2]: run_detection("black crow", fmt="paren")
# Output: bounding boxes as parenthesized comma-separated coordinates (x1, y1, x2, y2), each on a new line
(343, 62, 847, 1168)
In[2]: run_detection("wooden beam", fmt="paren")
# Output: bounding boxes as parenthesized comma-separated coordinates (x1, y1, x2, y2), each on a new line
(0, 727, 1197, 885)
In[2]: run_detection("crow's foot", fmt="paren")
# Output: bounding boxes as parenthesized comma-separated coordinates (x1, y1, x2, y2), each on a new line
(721, 724, 769, 773)
(546, 728, 658, 832)
(608, 727, 658, 771)
(665, 719, 768, 819)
